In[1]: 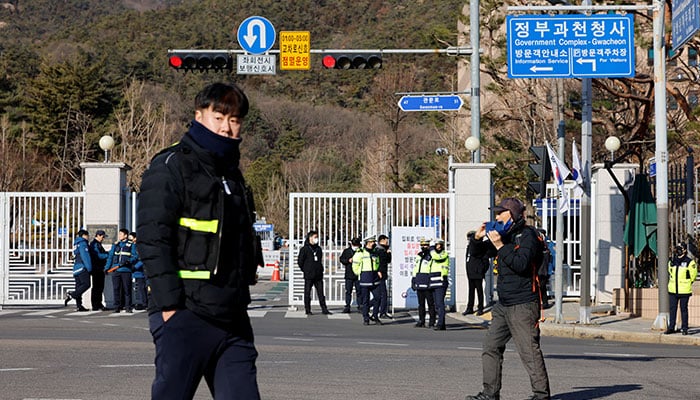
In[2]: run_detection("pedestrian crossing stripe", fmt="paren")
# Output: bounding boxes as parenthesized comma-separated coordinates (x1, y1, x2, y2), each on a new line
(284, 311, 308, 318)
(248, 310, 267, 318)
(22, 310, 64, 316)
(65, 310, 102, 317)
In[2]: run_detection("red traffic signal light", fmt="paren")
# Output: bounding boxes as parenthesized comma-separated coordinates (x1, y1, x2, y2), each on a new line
(168, 50, 232, 72)
(321, 53, 382, 69)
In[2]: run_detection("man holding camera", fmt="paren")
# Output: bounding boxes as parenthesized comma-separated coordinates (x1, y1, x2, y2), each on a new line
(465, 197, 550, 400)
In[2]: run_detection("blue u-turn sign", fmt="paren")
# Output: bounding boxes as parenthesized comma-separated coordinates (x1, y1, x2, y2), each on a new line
(237, 16, 276, 55)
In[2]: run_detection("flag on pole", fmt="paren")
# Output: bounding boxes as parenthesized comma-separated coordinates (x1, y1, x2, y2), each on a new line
(572, 140, 584, 197)
(545, 141, 571, 214)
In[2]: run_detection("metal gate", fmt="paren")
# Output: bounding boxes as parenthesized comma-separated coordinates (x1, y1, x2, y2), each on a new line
(1, 192, 85, 305)
(288, 193, 452, 308)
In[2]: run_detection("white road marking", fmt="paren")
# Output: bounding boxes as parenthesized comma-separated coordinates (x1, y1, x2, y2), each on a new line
(0, 368, 36, 372)
(66, 311, 101, 316)
(327, 313, 351, 320)
(99, 364, 153, 368)
(248, 310, 268, 318)
(0, 310, 22, 316)
(272, 337, 315, 342)
(284, 311, 308, 318)
(22, 310, 63, 316)
(357, 341, 408, 347)
(583, 352, 648, 358)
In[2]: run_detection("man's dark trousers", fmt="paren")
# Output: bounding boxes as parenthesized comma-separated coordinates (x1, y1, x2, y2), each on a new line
(668, 293, 691, 331)
(482, 301, 550, 399)
(70, 270, 91, 307)
(467, 278, 484, 313)
(377, 278, 388, 314)
(344, 278, 360, 308)
(90, 268, 105, 309)
(303, 278, 328, 313)
(416, 289, 435, 325)
(359, 284, 380, 321)
(434, 285, 447, 327)
(149, 309, 260, 399)
(112, 271, 132, 310)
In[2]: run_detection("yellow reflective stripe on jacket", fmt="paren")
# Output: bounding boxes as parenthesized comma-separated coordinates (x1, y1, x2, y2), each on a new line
(178, 270, 211, 279)
(179, 217, 218, 233)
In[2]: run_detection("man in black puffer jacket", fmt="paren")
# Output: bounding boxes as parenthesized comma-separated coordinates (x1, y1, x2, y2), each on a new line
(465, 197, 550, 400)
(137, 82, 260, 400)
(298, 230, 331, 315)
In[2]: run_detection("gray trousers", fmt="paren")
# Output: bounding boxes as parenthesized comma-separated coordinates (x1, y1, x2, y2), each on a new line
(482, 301, 550, 399)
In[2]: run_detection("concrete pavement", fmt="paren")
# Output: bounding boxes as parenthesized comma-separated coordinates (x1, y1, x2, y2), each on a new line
(449, 298, 700, 346)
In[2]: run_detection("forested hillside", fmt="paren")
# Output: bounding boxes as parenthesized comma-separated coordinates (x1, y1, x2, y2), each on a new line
(1, 0, 697, 233)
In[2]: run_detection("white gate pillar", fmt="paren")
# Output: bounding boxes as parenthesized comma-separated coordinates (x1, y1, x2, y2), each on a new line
(80, 162, 131, 308)
(451, 162, 495, 312)
(591, 163, 637, 304)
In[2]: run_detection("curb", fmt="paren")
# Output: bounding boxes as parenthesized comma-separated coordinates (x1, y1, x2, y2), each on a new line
(539, 322, 700, 346)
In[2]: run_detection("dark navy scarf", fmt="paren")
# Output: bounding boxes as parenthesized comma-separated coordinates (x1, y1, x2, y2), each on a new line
(187, 120, 242, 167)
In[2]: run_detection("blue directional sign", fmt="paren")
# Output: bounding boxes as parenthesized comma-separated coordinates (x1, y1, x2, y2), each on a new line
(237, 16, 276, 55)
(507, 14, 635, 79)
(672, 0, 700, 52)
(398, 95, 464, 112)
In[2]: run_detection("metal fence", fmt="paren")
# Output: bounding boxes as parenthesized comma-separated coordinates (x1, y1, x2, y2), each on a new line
(0, 192, 85, 305)
(288, 192, 452, 308)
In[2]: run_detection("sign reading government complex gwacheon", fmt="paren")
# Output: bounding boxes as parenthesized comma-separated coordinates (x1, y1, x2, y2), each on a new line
(507, 14, 635, 79)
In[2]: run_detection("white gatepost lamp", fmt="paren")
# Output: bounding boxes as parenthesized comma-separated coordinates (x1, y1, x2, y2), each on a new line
(465, 136, 481, 163)
(99, 135, 115, 163)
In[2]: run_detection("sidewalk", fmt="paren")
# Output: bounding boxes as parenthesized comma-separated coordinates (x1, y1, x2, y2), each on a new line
(450, 299, 700, 346)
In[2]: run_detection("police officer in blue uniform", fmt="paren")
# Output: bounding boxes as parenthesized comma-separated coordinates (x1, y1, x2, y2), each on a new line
(105, 228, 137, 313)
(64, 229, 91, 311)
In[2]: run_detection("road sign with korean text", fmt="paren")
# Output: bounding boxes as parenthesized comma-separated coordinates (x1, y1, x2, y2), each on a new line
(398, 95, 464, 112)
(237, 16, 276, 55)
(280, 31, 310, 71)
(237, 54, 276, 75)
(672, 0, 700, 51)
(507, 14, 635, 79)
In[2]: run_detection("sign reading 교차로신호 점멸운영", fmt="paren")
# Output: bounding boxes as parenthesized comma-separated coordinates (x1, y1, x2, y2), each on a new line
(507, 14, 635, 79)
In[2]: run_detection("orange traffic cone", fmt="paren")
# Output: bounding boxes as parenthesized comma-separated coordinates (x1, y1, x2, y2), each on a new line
(271, 261, 281, 282)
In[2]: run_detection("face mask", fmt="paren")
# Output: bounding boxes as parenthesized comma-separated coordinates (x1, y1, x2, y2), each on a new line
(485, 219, 513, 235)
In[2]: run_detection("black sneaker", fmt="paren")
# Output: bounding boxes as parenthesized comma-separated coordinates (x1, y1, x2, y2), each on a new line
(113, 309, 121, 314)
(322, 309, 332, 315)
(415, 322, 425, 328)
(64, 293, 72, 307)
(76, 305, 89, 312)
(462, 309, 474, 316)
(342, 307, 351, 313)
(379, 313, 393, 319)
(664, 328, 676, 335)
(370, 316, 383, 325)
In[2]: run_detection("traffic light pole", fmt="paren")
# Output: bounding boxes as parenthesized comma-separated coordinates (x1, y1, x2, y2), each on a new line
(168, 47, 475, 55)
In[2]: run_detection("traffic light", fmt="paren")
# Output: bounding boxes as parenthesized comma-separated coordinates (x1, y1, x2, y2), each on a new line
(528, 145, 552, 199)
(321, 53, 382, 69)
(168, 50, 233, 72)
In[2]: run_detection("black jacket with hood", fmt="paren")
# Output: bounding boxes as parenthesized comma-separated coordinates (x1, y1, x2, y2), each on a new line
(473, 218, 540, 306)
(136, 124, 257, 328)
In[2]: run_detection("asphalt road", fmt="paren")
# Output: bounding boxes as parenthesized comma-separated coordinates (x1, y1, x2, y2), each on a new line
(0, 293, 698, 399)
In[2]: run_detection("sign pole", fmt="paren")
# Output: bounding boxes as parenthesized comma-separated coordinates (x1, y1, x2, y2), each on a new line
(470, 0, 481, 162)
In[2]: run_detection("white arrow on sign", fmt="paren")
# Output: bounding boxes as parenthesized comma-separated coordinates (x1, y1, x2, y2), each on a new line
(244, 19, 266, 48)
(576, 58, 597, 71)
(529, 65, 553, 73)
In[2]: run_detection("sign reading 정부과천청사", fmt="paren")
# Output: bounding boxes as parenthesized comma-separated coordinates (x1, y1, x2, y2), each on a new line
(507, 14, 635, 79)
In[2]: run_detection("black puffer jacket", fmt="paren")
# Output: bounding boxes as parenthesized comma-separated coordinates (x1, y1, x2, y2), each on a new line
(137, 132, 257, 327)
(298, 238, 324, 280)
(339, 246, 358, 280)
(473, 219, 539, 306)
